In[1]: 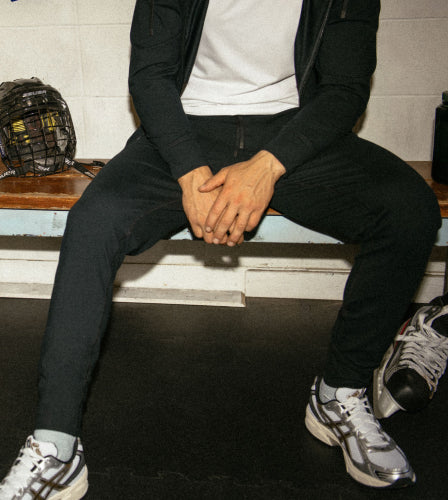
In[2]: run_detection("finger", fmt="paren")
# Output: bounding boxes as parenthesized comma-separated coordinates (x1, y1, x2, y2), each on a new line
(190, 223, 203, 240)
(212, 206, 239, 243)
(203, 228, 215, 244)
(245, 211, 263, 232)
(198, 169, 227, 192)
(226, 221, 244, 246)
(204, 195, 229, 234)
(226, 211, 251, 246)
(207, 209, 230, 244)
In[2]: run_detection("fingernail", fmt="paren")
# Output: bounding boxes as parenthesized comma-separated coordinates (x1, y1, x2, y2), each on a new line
(227, 241, 235, 247)
(213, 238, 220, 244)
(205, 226, 212, 232)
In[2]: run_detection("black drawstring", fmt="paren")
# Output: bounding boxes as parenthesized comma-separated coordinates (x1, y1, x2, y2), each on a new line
(149, 0, 154, 35)
(234, 116, 245, 158)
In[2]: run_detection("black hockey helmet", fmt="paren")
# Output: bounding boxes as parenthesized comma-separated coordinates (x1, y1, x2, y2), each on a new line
(0, 77, 77, 179)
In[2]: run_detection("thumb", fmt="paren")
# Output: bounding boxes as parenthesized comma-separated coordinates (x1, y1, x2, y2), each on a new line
(198, 169, 227, 192)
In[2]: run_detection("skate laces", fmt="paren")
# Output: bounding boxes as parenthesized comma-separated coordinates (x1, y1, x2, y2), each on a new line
(398, 310, 448, 391)
(340, 395, 388, 447)
(0, 437, 50, 494)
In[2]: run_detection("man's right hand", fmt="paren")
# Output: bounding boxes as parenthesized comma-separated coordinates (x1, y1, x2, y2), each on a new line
(178, 166, 225, 245)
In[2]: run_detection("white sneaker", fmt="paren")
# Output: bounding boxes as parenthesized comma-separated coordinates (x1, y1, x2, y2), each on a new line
(305, 377, 415, 488)
(0, 436, 88, 499)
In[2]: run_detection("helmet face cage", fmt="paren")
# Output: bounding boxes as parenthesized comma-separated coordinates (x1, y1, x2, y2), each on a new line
(0, 78, 76, 178)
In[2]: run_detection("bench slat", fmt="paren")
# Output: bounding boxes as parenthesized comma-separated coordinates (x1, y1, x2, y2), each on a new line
(0, 166, 101, 210)
(1, 161, 447, 217)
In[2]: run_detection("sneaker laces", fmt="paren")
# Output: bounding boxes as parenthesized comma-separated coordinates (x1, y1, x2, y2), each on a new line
(0, 438, 51, 494)
(397, 310, 448, 391)
(339, 395, 389, 448)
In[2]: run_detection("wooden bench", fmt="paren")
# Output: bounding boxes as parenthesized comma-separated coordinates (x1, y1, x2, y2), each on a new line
(1, 160, 448, 293)
(0, 160, 447, 243)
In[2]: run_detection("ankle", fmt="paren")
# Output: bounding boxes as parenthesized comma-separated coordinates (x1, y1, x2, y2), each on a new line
(319, 378, 337, 403)
(33, 429, 77, 462)
(319, 378, 365, 403)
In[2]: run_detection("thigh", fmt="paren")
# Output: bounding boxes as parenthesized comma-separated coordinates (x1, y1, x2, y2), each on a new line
(72, 128, 187, 255)
(270, 134, 440, 243)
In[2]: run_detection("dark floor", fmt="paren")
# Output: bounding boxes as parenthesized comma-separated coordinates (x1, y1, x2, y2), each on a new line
(0, 297, 447, 500)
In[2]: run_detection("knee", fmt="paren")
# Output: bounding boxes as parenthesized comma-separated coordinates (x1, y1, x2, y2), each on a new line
(404, 184, 440, 234)
(64, 184, 123, 245)
(387, 184, 441, 249)
(67, 192, 106, 229)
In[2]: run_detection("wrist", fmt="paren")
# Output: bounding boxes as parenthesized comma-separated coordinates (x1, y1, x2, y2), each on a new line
(256, 150, 286, 180)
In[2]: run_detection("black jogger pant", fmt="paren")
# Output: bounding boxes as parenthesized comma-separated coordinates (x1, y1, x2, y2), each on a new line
(36, 109, 441, 436)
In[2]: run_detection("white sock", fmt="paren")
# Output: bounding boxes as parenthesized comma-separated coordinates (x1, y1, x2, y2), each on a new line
(319, 378, 365, 403)
(34, 429, 77, 462)
(319, 378, 337, 402)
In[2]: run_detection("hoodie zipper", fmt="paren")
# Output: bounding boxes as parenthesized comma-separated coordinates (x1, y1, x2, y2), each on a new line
(297, 0, 334, 97)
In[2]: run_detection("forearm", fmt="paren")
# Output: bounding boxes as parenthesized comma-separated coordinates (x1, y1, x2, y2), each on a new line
(264, 84, 369, 173)
(129, 74, 207, 180)
(129, 0, 206, 179)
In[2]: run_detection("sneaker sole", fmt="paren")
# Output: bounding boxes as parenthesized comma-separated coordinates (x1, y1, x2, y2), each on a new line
(373, 344, 405, 419)
(50, 467, 88, 500)
(305, 405, 415, 488)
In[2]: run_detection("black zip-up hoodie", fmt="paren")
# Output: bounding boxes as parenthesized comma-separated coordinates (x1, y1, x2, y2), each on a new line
(129, 0, 380, 179)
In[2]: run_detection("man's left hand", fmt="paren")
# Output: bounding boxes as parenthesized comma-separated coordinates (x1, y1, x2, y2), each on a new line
(198, 150, 286, 246)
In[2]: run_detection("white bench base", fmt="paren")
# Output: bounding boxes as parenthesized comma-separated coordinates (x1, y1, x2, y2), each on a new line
(0, 209, 447, 306)
(2, 208, 448, 246)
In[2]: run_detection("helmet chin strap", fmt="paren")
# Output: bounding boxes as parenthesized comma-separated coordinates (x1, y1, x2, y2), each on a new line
(64, 158, 104, 179)
(0, 167, 19, 180)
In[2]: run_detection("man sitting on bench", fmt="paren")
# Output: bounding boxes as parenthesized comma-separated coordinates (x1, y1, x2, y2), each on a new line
(0, 1, 446, 497)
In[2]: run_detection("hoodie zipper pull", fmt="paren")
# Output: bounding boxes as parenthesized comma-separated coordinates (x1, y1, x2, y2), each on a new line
(341, 0, 349, 19)
(149, 0, 154, 35)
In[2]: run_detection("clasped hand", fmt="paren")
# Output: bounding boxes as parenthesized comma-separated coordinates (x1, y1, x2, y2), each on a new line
(178, 150, 286, 247)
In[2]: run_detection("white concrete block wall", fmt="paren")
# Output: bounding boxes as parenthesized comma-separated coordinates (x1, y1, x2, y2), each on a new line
(0, 0, 446, 160)
(362, 3, 448, 160)
(0, 0, 447, 304)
